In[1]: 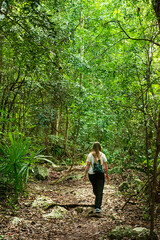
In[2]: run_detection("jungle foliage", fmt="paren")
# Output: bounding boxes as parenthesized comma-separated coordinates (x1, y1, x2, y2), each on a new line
(0, 0, 160, 237)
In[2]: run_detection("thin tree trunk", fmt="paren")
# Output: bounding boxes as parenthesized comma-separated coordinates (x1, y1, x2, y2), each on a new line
(65, 106, 69, 153)
(152, 0, 160, 29)
(0, 27, 3, 85)
(72, 12, 84, 166)
(58, 95, 63, 133)
(23, 87, 26, 132)
(56, 109, 60, 138)
(150, 111, 160, 239)
(45, 127, 49, 155)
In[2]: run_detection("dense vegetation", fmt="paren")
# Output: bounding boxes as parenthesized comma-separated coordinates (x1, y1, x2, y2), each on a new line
(0, 0, 159, 238)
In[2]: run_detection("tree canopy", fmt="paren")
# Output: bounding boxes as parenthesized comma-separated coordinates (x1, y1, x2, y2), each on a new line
(0, 0, 160, 237)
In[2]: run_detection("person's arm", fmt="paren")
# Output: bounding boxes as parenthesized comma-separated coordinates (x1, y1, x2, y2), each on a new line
(83, 162, 90, 181)
(104, 162, 109, 181)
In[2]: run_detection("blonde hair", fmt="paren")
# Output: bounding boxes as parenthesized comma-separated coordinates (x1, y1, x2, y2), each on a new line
(91, 142, 103, 165)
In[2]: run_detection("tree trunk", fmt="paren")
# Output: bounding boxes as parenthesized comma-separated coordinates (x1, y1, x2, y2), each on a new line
(0, 27, 3, 85)
(65, 106, 69, 153)
(152, 0, 160, 29)
(150, 111, 160, 239)
(58, 95, 63, 133)
(45, 127, 49, 155)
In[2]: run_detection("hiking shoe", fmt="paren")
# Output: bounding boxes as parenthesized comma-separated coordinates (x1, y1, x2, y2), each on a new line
(96, 208, 101, 213)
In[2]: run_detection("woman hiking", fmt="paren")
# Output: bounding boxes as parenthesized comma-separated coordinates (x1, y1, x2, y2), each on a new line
(83, 142, 109, 213)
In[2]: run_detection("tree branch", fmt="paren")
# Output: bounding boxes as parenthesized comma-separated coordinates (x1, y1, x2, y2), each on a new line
(116, 20, 160, 47)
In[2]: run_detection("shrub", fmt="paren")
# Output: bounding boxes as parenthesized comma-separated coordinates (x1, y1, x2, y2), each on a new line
(0, 133, 34, 202)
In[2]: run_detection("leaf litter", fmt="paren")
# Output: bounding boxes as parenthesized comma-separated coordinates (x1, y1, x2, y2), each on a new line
(0, 166, 159, 240)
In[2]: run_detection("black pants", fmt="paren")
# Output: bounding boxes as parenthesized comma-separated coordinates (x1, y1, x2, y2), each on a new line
(89, 173, 105, 209)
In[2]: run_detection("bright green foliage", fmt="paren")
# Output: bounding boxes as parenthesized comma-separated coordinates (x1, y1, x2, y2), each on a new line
(0, 0, 159, 170)
(0, 133, 33, 200)
(0, 0, 159, 236)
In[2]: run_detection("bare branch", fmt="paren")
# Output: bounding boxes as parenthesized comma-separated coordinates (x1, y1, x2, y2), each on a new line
(116, 20, 160, 47)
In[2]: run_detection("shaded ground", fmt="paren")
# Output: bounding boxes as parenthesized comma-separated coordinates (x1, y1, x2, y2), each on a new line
(0, 166, 159, 240)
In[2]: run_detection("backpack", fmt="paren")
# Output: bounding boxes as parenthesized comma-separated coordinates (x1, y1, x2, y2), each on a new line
(93, 159, 104, 174)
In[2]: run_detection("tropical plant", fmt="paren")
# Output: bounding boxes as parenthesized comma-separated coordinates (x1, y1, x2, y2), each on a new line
(0, 133, 34, 201)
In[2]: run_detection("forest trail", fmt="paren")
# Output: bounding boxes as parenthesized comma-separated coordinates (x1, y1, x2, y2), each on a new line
(0, 166, 159, 240)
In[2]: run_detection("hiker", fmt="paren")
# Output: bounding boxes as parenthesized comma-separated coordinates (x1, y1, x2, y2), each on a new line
(83, 142, 109, 213)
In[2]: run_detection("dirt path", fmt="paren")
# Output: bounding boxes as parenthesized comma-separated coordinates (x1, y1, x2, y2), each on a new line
(0, 166, 159, 240)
